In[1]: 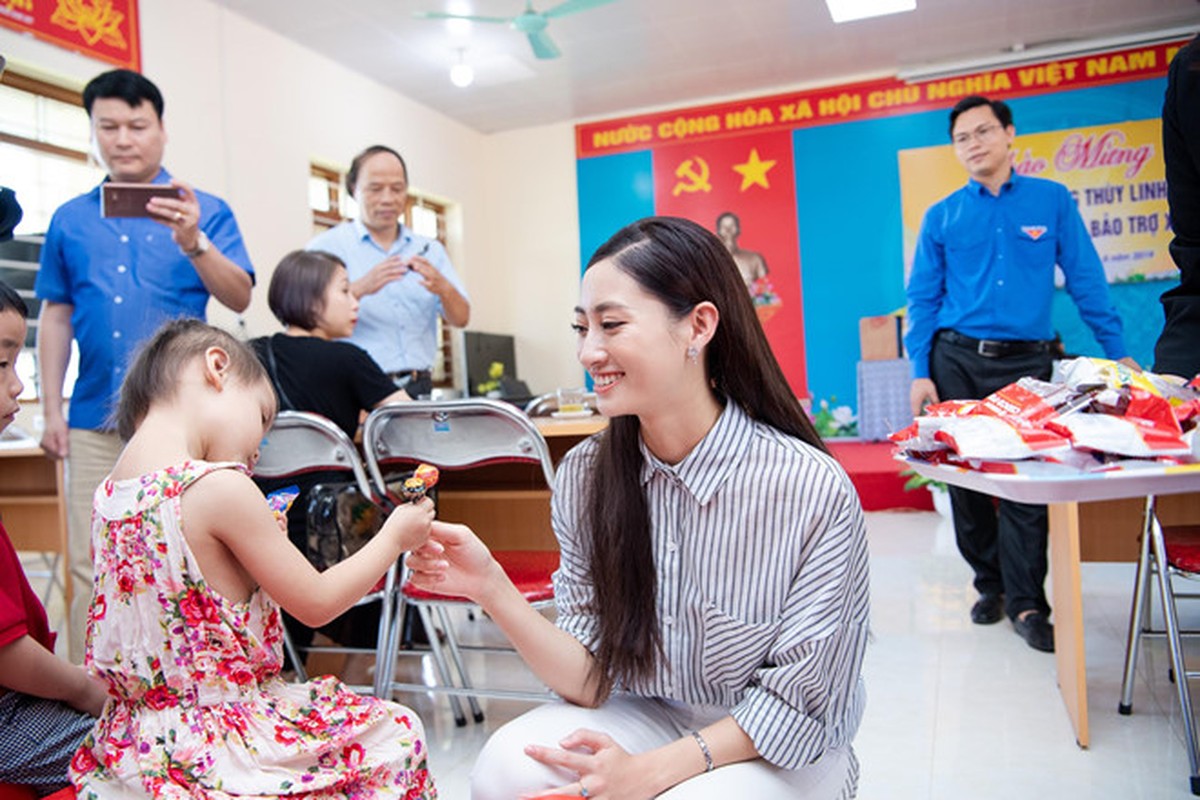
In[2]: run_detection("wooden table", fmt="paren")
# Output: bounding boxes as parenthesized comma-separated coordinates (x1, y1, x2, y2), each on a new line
(0, 443, 71, 624)
(433, 415, 607, 551)
(904, 459, 1200, 748)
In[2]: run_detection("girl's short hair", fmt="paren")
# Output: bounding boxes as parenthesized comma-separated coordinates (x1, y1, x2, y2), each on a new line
(115, 318, 268, 440)
(267, 250, 346, 330)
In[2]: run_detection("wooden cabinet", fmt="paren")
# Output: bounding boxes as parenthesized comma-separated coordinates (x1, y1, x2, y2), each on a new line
(0, 445, 71, 622)
(1078, 492, 1200, 562)
(434, 417, 606, 552)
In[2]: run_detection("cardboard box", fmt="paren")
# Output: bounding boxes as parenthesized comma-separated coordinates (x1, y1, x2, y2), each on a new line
(859, 315, 903, 361)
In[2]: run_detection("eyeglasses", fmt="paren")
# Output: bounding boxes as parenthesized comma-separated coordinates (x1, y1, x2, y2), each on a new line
(952, 123, 1003, 146)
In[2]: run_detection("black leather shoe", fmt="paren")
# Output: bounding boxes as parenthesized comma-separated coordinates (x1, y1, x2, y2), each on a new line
(1013, 612, 1055, 652)
(970, 594, 1004, 625)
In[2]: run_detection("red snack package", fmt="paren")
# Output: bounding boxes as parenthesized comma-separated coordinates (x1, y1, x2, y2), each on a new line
(1048, 388, 1190, 457)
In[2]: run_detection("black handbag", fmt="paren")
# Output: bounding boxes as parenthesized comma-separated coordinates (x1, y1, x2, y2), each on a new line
(303, 472, 433, 571)
(304, 482, 384, 571)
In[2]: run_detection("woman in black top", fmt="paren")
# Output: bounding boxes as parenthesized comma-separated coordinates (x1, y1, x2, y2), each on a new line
(251, 249, 409, 682)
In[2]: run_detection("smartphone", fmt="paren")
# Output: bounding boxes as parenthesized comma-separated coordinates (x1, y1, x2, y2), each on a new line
(100, 183, 182, 218)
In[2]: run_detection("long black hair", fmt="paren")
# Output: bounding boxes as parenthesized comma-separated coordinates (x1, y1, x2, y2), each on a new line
(582, 216, 826, 699)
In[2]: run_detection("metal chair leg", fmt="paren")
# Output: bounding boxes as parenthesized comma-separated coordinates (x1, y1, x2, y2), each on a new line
(372, 564, 399, 698)
(1150, 515, 1200, 794)
(1120, 496, 1156, 714)
(416, 604, 469, 727)
(434, 604, 485, 723)
(281, 625, 309, 682)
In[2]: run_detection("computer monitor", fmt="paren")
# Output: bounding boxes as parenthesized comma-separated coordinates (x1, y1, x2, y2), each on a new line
(459, 331, 530, 400)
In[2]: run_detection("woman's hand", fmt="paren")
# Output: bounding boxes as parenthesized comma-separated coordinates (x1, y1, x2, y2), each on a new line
(405, 521, 502, 603)
(522, 730, 658, 800)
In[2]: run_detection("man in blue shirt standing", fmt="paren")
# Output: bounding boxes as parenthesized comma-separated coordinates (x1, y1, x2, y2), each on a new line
(35, 69, 254, 660)
(905, 95, 1135, 653)
(307, 145, 470, 399)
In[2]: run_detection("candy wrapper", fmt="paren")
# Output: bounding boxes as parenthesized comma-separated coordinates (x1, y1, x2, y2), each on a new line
(265, 485, 300, 520)
(893, 357, 1200, 473)
(890, 379, 1076, 461)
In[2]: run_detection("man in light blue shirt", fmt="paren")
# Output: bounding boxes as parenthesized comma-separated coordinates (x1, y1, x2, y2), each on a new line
(904, 95, 1135, 654)
(308, 146, 470, 398)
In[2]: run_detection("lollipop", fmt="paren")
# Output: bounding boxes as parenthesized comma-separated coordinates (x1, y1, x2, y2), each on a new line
(400, 464, 440, 501)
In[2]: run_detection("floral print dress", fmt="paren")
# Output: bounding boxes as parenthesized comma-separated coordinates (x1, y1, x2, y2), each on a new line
(72, 460, 436, 799)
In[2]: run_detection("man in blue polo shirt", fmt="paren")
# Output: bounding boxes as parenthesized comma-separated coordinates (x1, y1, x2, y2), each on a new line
(35, 69, 254, 660)
(307, 145, 469, 399)
(905, 95, 1135, 653)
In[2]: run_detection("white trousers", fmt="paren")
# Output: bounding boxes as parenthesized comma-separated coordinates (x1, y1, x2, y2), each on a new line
(65, 428, 123, 663)
(470, 695, 855, 800)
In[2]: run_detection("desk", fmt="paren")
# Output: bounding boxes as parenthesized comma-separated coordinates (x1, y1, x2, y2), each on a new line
(433, 415, 607, 551)
(0, 444, 70, 624)
(904, 459, 1200, 748)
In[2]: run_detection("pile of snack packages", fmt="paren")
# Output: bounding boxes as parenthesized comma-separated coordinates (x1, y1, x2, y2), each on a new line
(890, 358, 1200, 476)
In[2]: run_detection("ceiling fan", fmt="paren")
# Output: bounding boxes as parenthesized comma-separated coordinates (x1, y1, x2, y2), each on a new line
(416, 0, 617, 60)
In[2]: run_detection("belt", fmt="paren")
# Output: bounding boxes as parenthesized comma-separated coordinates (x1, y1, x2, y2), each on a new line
(938, 330, 1053, 358)
(387, 370, 432, 386)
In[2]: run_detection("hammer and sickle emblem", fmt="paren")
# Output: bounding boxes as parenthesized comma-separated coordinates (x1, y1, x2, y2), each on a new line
(673, 157, 712, 196)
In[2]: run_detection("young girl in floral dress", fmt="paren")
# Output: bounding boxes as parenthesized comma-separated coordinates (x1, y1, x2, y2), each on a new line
(71, 319, 437, 799)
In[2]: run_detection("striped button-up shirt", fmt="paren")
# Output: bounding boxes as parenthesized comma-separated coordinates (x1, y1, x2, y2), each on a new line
(552, 401, 870, 770)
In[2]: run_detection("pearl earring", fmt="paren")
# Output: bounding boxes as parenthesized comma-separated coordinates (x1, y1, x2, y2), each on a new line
(687, 346, 699, 364)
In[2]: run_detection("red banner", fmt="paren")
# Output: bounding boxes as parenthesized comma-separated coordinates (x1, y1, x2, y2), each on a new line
(577, 40, 1184, 159)
(0, 0, 141, 71)
(654, 130, 809, 396)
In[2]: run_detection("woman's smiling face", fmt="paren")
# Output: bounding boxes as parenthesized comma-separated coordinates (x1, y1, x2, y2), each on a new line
(573, 258, 693, 419)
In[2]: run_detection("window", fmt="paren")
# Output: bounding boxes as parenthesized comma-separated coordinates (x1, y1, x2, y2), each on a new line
(307, 162, 456, 386)
(308, 163, 355, 235)
(0, 70, 97, 401)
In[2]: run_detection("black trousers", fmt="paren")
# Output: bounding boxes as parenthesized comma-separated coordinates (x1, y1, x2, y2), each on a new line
(1155, 35, 1200, 379)
(930, 333, 1054, 619)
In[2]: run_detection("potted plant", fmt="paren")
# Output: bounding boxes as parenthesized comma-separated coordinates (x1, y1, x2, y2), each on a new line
(900, 468, 951, 517)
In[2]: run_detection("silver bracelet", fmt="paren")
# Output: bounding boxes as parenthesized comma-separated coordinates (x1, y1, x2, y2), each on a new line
(691, 730, 714, 772)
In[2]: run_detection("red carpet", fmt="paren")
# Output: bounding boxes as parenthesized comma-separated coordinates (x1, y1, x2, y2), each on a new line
(828, 440, 933, 512)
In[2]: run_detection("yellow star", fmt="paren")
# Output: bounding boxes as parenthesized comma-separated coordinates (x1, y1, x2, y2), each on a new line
(732, 148, 776, 191)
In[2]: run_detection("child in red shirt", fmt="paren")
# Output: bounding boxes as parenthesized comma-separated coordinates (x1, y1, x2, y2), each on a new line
(0, 280, 105, 794)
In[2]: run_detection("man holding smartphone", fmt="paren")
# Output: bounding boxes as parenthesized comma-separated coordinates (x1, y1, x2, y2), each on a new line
(35, 69, 254, 661)
(307, 145, 469, 400)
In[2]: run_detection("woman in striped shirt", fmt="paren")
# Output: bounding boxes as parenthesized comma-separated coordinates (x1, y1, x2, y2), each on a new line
(408, 216, 870, 799)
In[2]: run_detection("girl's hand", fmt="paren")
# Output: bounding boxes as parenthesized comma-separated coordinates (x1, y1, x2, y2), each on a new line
(522, 730, 654, 800)
(379, 496, 435, 552)
(405, 521, 500, 603)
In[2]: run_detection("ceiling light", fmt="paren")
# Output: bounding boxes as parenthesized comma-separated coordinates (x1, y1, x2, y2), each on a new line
(825, 0, 915, 24)
(450, 49, 474, 88)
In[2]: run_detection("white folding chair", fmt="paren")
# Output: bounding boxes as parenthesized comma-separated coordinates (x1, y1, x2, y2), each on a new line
(254, 410, 398, 697)
(362, 398, 559, 725)
(1118, 494, 1200, 795)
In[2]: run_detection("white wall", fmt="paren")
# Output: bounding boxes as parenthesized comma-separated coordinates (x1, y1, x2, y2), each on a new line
(476, 122, 584, 397)
(1, 0, 589, 395)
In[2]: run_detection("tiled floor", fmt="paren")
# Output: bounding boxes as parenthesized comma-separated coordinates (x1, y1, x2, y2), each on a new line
(27, 508, 1200, 798)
